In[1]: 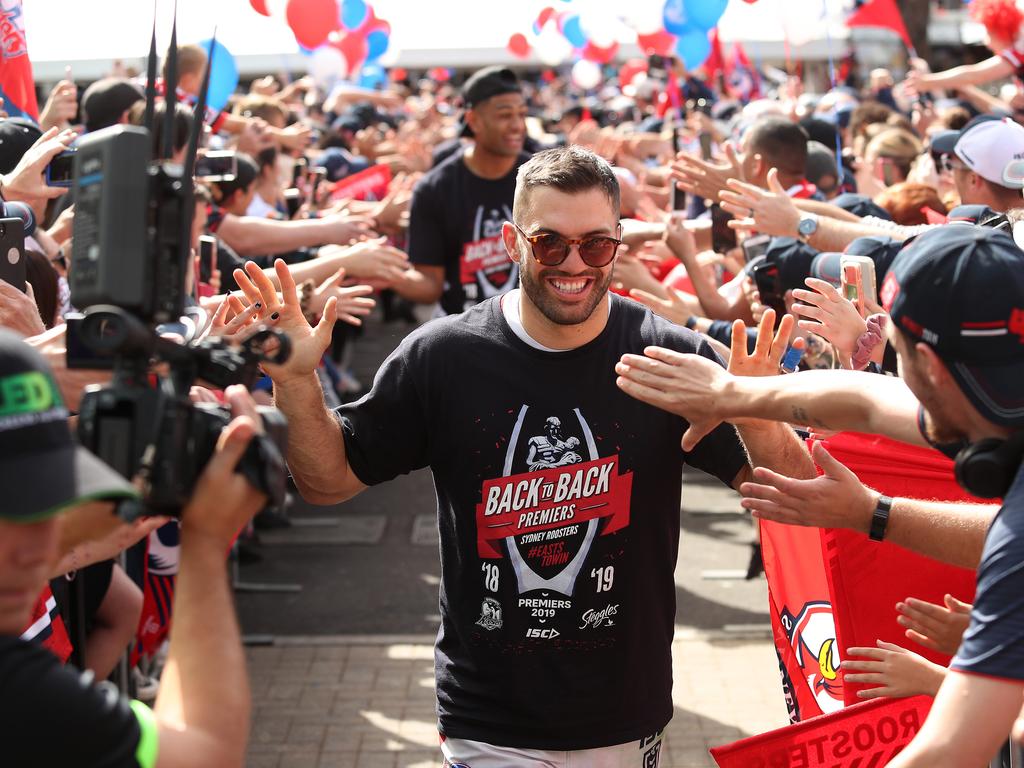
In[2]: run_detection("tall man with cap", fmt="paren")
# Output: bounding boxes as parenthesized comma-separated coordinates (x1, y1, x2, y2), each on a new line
(396, 66, 531, 315)
(614, 224, 1024, 765)
(0, 328, 269, 767)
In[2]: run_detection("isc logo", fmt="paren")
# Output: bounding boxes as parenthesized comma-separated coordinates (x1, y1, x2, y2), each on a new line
(526, 628, 561, 639)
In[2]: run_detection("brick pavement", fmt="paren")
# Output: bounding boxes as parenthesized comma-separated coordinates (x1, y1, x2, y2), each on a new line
(245, 629, 788, 768)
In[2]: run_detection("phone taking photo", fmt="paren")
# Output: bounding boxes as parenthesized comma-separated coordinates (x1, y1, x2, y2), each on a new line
(45, 149, 77, 188)
(0, 218, 26, 293)
(840, 255, 877, 313)
(741, 234, 771, 264)
(198, 234, 217, 286)
(195, 150, 237, 182)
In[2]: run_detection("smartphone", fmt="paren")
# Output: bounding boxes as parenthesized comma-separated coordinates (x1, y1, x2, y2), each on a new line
(0, 218, 25, 292)
(308, 166, 327, 207)
(671, 182, 686, 211)
(45, 149, 77, 188)
(752, 260, 787, 320)
(741, 234, 772, 264)
(198, 234, 217, 285)
(698, 132, 713, 161)
(195, 150, 237, 182)
(710, 204, 737, 254)
(284, 188, 302, 219)
(292, 156, 308, 187)
(840, 255, 877, 312)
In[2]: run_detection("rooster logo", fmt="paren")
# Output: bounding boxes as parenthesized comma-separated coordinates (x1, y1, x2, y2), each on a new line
(781, 601, 843, 714)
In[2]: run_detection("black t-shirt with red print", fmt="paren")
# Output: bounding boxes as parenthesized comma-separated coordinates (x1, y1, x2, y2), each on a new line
(336, 294, 747, 750)
(407, 149, 528, 316)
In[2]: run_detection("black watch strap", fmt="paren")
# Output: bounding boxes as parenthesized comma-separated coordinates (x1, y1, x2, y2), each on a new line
(869, 495, 893, 542)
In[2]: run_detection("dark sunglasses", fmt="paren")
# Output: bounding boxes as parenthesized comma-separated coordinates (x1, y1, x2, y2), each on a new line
(514, 223, 622, 267)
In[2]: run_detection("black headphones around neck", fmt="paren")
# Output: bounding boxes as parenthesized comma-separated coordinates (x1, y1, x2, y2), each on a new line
(954, 431, 1024, 499)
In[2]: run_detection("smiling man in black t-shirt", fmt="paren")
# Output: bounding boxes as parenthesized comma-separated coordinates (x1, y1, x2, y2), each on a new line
(260, 146, 814, 766)
(396, 66, 530, 316)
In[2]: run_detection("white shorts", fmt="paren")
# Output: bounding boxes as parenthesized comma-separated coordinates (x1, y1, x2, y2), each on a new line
(440, 730, 664, 768)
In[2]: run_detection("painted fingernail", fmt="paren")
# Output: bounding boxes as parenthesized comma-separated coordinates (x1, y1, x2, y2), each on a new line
(253, 301, 262, 310)
(270, 311, 280, 321)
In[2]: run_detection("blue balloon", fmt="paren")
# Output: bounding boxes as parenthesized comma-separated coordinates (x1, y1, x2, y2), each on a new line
(683, 0, 728, 31)
(674, 26, 711, 70)
(340, 0, 368, 30)
(365, 29, 389, 61)
(562, 15, 587, 49)
(358, 63, 387, 89)
(197, 38, 239, 112)
(662, 0, 689, 35)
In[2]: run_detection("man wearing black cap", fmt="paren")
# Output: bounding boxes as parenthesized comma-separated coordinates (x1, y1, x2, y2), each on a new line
(80, 77, 144, 134)
(0, 329, 269, 767)
(397, 66, 531, 316)
(615, 224, 1024, 764)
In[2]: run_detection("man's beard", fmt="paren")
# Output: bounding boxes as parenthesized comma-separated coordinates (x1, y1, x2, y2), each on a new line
(519, 264, 613, 326)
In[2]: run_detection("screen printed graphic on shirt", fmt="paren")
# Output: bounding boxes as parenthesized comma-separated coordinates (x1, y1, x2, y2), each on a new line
(458, 205, 517, 308)
(473, 404, 632, 639)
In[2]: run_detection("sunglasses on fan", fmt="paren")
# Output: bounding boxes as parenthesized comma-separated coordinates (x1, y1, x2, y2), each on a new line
(514, 223, 622, 267)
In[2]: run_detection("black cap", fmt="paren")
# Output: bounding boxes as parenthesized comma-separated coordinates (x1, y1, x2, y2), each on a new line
(0, 329, 137, 521)
(831, 193, 892, 221)
(0, 118, 41, 174)
(881, 225, 1024, 427)
(946, 204, 1008, 229)
(461, 66, 521, 109)
(766, 237, 820, 292)
(81, 78, 144, 134)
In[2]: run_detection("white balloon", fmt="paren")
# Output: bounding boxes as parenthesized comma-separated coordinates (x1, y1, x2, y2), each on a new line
(308, 45, 346, 89)
(626, 0, 666, 35)
(534, 25, 572, 66)
(579, 9, 618, 48)
(266, 0, 288, 20)
(572, 59, 602, 90)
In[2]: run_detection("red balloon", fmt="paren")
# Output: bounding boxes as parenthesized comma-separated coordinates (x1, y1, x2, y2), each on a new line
(331, 30, 368, 74)
(391, 67, 408, 81)
(507, 33, 531, 59)
(535, 6, 556, 30)
(429, 67, 451, 82)
(249, 0, 270, 15)
(582, 41, 619, 64)
(541, 69, 557, 83)
(286, 0, 339, 50)
(636, 29, 676, 56)
(619, 58, 648, 86)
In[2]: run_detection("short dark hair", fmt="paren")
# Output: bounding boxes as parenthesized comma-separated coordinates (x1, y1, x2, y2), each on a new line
(746, 118, 809, 176)
(128, 99, 192, 156)
(513, 145, 620, 222)
(211, 153, 259, 203)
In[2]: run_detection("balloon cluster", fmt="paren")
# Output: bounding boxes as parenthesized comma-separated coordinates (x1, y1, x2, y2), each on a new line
(249, 0, 393, 89)
(505, 0, 731, 91)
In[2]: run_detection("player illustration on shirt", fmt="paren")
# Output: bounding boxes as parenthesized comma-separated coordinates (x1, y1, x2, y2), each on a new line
(459, 205, 518, 308)
(526, 417, 583, 471)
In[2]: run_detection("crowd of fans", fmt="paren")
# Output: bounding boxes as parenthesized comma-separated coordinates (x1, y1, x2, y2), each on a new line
(3, 0, 1024, 761)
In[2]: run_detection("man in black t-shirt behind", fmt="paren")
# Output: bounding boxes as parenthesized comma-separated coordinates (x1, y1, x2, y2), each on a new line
(0, 330, 268, 768)
(397, 66, 531, 316)
(256, 146, 814, 766)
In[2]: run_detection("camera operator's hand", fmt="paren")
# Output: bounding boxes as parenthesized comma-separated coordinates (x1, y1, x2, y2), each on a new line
(181, 385, 267, 545)
(39, 79, 78, 132)
(234, 259, 338, 385)
(895, 594, 972, 656)
(0, 280, 45, 337)
(0, 126, 76, 203)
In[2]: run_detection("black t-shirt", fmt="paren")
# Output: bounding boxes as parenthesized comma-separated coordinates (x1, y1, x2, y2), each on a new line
(0, 635, 149, 767)
(336, 294, 748, 749)
(951, 462, 1024, 681)
(407, 149, 528, 316)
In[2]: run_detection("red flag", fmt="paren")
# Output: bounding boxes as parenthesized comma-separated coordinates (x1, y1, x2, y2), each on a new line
(21, 586, 72, 663)
(704, 28, 727, 89)
(728, 41, 762, 101)
(846, 0, 913, 50)
(0, 0, 39, 120)
(711, 695, 932, 767)
(816, 433, 978, 704)
(329, 163, 392, 202)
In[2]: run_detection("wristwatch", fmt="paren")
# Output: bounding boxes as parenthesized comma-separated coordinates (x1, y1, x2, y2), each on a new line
(796, 212, 819, 243)
(868, 495, 893, 542)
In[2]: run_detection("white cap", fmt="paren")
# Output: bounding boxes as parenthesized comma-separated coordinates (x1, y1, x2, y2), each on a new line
(954, 117, 1024, 190)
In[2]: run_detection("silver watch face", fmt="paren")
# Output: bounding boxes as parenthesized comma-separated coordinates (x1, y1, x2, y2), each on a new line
(798, 217, 818, 237)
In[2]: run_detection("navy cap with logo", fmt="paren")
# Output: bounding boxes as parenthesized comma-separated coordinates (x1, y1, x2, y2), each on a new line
(881, 225, 1024, 426)
(0, 329, 137, 521)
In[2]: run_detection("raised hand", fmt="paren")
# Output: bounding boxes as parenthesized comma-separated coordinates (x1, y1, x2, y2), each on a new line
(719, 168, 801, 238)
(1, 126, 76, 203)
(896, 594, 972, 656)
(232, 259, 338, 385)
(791, 277, 867, 368)
(308, 268, 376, 326)
(842, 640, 947, 699)
(727, 308, 796, 378)
(629, 285, 692, 327)
(39, 79, 78, 132)
(739, 440, 878, 533)
(670, 142, 743, 202)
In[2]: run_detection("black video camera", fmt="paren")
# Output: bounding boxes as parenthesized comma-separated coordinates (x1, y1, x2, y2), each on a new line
(66, 123, 292, 517)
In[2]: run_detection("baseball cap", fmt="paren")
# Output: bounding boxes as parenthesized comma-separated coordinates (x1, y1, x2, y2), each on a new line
(0, 329, 137, 521)
(459, 66, 522, 138)
(0, 118, 41, 174)
(81, 78, 144, 134)
(831, 193, 893, 221)
(930, 113, 1001, 159)
(953, 116, 1024, 189)
(881, 225, 1024, 426)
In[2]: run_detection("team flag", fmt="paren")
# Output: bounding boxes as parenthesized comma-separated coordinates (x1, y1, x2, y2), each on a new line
(0, 0, 39, 120)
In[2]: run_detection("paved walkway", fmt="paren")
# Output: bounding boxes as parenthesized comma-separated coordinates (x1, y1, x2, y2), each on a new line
(245, 629, 788, 768)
